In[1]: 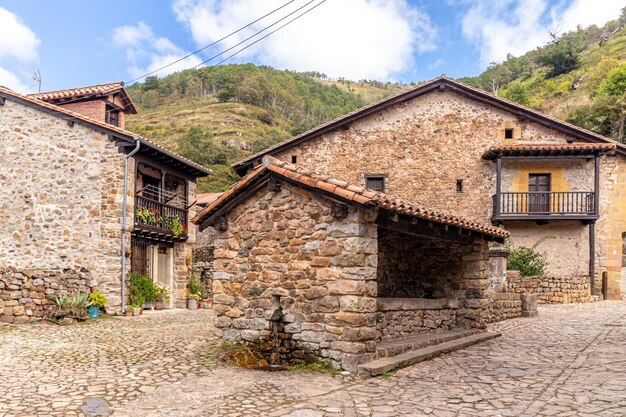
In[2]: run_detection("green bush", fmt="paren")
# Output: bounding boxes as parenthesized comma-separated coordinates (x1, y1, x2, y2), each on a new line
(506, 236, 552, 277)
(187, 266, 207, 300)
(88, 290, 108, 308)
(129, 273, 158, 305)
(49, 293, 89, 321)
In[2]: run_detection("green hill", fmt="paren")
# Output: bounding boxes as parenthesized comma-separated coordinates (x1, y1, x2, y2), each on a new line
(126, 64, 405, 192)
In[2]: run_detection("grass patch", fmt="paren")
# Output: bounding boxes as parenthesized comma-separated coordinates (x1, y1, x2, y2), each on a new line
(289, 360, 341, 376)
(379, 371, 395, 380)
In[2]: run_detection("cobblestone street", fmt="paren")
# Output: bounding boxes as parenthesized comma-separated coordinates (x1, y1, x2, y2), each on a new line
(0, 302, 624, 416)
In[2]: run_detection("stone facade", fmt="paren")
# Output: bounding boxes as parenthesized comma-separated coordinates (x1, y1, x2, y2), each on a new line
(268, 87, 626, 298)
(377, 298, 458, 340)
(211, 180, 493, 370)
(0, 95, 198, 316)
(486, 293, 522, 323)
(506, 270, 590, 303)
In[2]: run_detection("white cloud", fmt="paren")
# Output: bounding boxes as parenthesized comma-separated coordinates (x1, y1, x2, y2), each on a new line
(172, 0, 438, 81)
(0, 7, 40, 92)
(459, 0, 624, 66)
(112, 21, 202, 81)
(0, 7, 40, 62)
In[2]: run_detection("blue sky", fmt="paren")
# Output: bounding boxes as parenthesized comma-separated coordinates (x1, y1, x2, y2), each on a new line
(0, 0, 623, 93)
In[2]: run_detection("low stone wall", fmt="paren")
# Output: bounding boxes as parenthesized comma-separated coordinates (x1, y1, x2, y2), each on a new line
(506, 271, 590, 303)
(486, 293, 522, 323)
(0, 267, 93, 323)
(377, 298, 458, 340)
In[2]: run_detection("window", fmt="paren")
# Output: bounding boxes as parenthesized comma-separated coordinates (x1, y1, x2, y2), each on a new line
(365, 175, 386, 192)
(504, 128, 514, 139)
(456, 179, 463, 193)
(291, 155, 297, 164)
(105, 106, 120, 127)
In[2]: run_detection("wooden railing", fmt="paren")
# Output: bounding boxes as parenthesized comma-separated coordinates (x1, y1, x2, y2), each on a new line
(493, 191, 596, 218)
(134, 196, 188, 239)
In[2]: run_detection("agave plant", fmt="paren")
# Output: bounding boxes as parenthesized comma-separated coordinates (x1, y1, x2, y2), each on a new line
(49, 292, 89, 322)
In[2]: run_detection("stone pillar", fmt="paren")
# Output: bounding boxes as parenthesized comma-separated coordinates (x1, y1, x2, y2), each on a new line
(521, 293, 538, 317)
(488, 244, 509, 293)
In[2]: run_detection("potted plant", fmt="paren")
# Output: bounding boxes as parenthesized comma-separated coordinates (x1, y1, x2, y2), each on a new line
(154, 283, 170, 310)
(125, 306, 134, 317)
(87, 290, 107, 318)
(187, 292, 201, 310)
(187, 267, 206, 310)
(185, 255, 192, 267)
(133, 305, 142, 316)
(129, 273, 157, 312)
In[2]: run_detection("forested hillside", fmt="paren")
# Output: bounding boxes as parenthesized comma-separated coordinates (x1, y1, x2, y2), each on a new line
(126, 9, 626, 193)
(126, 64, 404, 191)
(460, 8, 626, 141)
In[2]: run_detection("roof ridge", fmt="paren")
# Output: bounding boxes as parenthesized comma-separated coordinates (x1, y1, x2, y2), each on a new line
(27, 81, 124, 97)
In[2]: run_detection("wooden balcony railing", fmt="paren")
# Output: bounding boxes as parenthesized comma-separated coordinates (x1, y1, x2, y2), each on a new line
(134, 195, 188, 240)
(493, 191, 597, 220)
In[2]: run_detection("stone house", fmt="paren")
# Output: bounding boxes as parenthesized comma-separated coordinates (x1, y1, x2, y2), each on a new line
(192, 156, 509, 371)
(232, 76, 626, 302)
(0, 83, 211, 322)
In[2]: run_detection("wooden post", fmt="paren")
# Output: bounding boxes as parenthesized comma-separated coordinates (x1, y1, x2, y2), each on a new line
(594, 154, 600, 216)
(589, 222, 595, 295)
(495, 157, 502, 219)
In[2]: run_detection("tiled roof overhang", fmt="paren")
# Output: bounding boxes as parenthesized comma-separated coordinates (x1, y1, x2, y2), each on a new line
(482, 143, 617, 160)
(28, 82, 138, 114)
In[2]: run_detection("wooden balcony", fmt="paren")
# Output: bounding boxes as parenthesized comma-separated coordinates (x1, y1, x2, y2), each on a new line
(133, 195, 188, 242)
(492, 191, 597, 221)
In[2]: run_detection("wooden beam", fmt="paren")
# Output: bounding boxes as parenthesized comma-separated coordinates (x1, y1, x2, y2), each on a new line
(377, 214, 474, 245)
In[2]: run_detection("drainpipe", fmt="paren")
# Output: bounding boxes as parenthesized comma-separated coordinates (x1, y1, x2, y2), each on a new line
(121, 137, 141, 313)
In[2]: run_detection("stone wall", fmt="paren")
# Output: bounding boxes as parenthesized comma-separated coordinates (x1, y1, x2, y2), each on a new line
(506, 270, 590, 303)
(0, 98, 129, 310)
(376, 298, 458, 340)
(0, 267, 92, 323)
(212, 183, 379, 371)
(486, 293, 522, 323)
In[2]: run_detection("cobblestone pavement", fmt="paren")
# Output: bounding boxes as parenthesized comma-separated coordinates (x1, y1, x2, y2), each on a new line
(1, 302, 625, 416)
(0, 310, 222, 416)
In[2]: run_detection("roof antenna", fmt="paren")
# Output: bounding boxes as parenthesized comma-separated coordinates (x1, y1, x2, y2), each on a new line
(17, 68, 42, 92)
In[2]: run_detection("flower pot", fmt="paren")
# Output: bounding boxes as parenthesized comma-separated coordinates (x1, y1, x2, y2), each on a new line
(139, 306, 144, 315)
(88, 305, 100, 318)
(185, 258, 192, 266)
(187, 299, 198, 310)
(155, 301, 164, 310)
(125, 310, 133, 317)
(133, 308, 141, 316)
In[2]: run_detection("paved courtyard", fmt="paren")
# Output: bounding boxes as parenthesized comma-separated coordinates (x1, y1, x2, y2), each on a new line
(0, 302, 624, 417)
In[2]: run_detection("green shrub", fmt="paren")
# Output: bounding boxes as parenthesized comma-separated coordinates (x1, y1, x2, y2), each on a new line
(129, 273, 158, 305)
(187, 266, 207, 300)
(506, 236, 552, 277)
(49, 293, 89, 321)
(88, 290, 108, 308)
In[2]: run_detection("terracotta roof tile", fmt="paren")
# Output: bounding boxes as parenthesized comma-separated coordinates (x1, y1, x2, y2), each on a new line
(483, 142, 616, 159)
(28, 82, 138, 114)
(193, 156, 508, 240)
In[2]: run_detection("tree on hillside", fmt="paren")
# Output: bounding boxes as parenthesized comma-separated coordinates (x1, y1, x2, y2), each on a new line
(535, 30, 585, 77)
(178, 127, 232, 166)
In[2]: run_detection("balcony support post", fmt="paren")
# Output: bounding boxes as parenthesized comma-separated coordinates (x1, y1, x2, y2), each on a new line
(495, 157, 502, 219)
(589, 222, 596, 295)
(594, 154, 600, 216)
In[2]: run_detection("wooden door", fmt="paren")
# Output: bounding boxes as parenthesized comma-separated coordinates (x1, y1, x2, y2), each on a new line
(528, 174, 550, 213)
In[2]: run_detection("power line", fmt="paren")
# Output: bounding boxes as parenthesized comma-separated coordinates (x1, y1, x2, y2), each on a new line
(194, 0, 327, 70)
(191, 0, 321, 69)
(125, 0, 299, 84)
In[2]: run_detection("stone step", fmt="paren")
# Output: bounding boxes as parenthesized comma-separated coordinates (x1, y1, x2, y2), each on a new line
(358, 331, 501, 376)
(376, 328, 482, 358)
